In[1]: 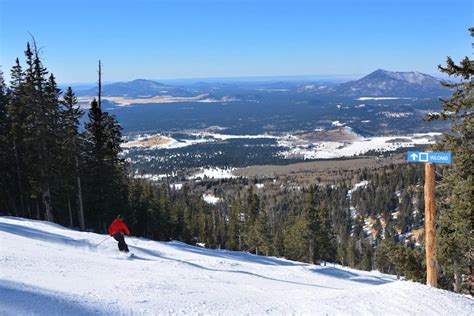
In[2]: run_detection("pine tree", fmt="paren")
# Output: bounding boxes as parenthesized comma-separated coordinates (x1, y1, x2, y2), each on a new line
(0, 69, 12, 211)
(27, 47, 57, 222)
(426, 28, 473, 293)
(302, 189, 318, 263)
(84, 93, 127, 229)
(227, 193, 242, 250)
(316, 207, 336, 264)
(61, 87, 85, 230)
(84, 97, 109, 229)
(244, 186, 260, 252)
(253, 204, 271, 256)
(283, 215, 310, 262)
(7, 58, 27, 215)
(360, 238, 374, 271)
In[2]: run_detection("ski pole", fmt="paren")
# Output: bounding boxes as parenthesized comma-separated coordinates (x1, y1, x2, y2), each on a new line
(95, 236, 111, 247)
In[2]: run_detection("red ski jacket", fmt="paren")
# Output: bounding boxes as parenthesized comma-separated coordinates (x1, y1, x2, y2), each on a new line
(108, 218, 131, 236)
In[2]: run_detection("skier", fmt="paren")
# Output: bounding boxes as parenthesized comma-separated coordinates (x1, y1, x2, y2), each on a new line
(108, 215, 131, 252)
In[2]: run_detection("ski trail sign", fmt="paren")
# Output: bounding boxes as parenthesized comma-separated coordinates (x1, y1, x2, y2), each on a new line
(406, 149, 452, 288)
(407, 151, 451, 164)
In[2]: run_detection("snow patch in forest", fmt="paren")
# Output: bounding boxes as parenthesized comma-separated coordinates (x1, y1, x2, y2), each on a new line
(348, 180, 370, 219)
(202, 193, 222, 204)
(133, 173, 172, 181)
(170, 183, 183, 190)
(347, 180, 369, 198)
(188, 167, 236, 180)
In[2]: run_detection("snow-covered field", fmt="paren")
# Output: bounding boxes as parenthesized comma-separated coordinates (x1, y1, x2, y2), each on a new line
(122, 129, 439, 162)
(122, 132, 277, 150)
(278, 132, 439, 160)
(77, 94, 238, 108)
(1, 217, 472, 315)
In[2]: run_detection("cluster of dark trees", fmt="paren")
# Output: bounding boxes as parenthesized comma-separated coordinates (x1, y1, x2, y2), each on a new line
(0, 39, 471, 295)
(0, 43, 127, 232)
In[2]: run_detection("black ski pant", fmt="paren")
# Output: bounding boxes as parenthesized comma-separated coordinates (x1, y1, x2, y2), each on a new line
(113, 232, 129, 252)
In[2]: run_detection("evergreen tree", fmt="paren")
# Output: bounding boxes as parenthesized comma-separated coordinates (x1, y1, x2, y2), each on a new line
(7, 58, 27, 215)
(244, 186, 260, 252)
(0, 69, 12, 211)
(283, 215, 309, 262)
(302, 189, 318, 263)
(426, 28, 473, 293)
(30, 49, 56, 221)
(316, 207, 336, 264)
(360, 238, 374, 271)
(84, 97, 126, 230)
(227, 193, 242, 250)
(61, 87, 85, 229)
(253, 205, 271, 256)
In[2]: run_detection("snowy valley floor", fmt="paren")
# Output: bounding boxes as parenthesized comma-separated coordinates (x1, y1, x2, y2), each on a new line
(0, 217, 472, 315)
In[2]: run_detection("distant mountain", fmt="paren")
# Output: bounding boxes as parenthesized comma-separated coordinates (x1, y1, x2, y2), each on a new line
(299, 69, 450, 98)
(77, 79, 194, 97)
(75, 70, 450, 99)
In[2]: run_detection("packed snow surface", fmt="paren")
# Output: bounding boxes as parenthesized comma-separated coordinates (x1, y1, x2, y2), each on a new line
(1, 217, 472, 315)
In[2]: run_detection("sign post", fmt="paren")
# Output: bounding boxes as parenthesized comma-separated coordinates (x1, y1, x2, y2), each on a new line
(424, 162, 437, 287)
(407, 151, 451, 288)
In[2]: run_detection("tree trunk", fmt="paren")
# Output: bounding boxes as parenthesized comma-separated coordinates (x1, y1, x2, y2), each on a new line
(98, 60, 102, 108)
(453, 266, 462, 293)
(36, 200, 40, 220)
(470, 227, 474, 297)
(309, 239, 314, 264)
(6, 189, 17, 217)
(238, 232, 242, 251)
(40, 167, 53, 222)
(13, 140, 25, 216)
(75, 154, 85, 231)
(68, 195, 73, 228)
(212, 209, 217, 246)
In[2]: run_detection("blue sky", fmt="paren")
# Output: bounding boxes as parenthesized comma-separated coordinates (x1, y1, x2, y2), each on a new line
(1, 0, 472, 83)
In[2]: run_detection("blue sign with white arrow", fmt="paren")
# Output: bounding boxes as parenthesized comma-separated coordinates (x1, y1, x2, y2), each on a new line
(407, 151, 452, 164)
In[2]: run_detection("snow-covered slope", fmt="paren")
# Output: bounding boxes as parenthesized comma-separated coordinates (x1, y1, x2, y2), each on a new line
(0, 217, 472, 315)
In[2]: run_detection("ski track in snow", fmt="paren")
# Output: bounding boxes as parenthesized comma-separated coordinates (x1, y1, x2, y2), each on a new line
(0, 217, 472, 315)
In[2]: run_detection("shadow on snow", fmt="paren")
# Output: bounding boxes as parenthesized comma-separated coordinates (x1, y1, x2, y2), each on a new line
(310, 267, 393, 285)
(0, 280, 116, 315)
(0, 222, 96, 250)
(130, 243, 342, 290)
(166, 241, 307, 267)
